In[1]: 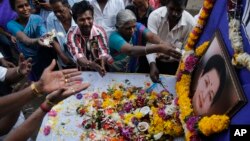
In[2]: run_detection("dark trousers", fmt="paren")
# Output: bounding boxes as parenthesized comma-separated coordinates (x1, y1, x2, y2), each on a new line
(137, 56, 150, 73)
(156, 60, 179, 75)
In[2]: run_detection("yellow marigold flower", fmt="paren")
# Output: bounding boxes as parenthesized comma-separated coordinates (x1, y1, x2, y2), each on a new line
(194, 27, 202, 34)
(184, 44, 193, 51)
(125, 91, 132, 97)
(129, 94, 136, 100)
(124, 113, 134, 125)
(161, 90, 169, 96)
(185, 131, 192, 141)
(198, 19, 206, 26)
(187, 38, 195, 46)
(203, 0, 214, 9)
(149, 92, 157, 100)
(134, 111, 143, 119)
(113, 90, 123, 100)
(200, 10, 209, 19)
(102, 98, 115, 109)
(189, 32, 199, 40)
(198, 115, 230, 136)
(195, 41, 210, 57)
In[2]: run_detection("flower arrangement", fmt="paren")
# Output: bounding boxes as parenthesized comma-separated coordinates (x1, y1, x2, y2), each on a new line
(176, 41, 230, 141)
(228, 0, 250, 71)
(76, 85, 183, 140)
(176, 0, 231, 140)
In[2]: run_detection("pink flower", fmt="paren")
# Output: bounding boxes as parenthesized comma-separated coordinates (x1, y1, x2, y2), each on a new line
(185, 55, 198, 72)
(139, 89, 145, 94)
(92, 93, 99, 99)
(43, 125, 51, 136)
(186, 116, 200, 132)
(48, 110, 57, 117)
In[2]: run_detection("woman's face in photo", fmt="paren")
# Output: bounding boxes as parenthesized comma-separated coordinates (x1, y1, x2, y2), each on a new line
(14, 0, 31, 19)
(192, 68, 220, 115)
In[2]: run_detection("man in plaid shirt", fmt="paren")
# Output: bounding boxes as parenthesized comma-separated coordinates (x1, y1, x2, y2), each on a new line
(67, 0, 113, 77)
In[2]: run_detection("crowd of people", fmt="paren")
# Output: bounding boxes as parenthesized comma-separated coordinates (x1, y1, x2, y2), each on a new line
(0, 0, 196, 140)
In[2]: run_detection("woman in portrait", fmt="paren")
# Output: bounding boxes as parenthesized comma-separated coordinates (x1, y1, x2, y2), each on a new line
(190, 54, 227, 116)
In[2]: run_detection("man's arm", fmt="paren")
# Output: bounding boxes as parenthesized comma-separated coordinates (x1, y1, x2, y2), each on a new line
(4, 83, 90, 141)
(51, 40, 75, 66)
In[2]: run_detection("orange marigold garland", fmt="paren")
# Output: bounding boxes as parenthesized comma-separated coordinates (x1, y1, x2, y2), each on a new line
(184, 0, 215, 51)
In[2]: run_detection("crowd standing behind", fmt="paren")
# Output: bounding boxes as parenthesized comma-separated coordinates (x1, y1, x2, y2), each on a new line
(0, 0, 195, 140)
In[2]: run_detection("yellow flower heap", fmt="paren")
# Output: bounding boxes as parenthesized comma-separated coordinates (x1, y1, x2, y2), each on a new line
(176, 0, 230, 140)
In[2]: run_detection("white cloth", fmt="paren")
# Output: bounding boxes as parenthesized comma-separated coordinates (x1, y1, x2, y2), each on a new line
(90, 0, 125, 38)
(46, 12, 76, 67)
(0, 52, 3, 58)
(146, 7, 195, 63)
(0, 66, 7, 82)
(123, 0, 132, 6)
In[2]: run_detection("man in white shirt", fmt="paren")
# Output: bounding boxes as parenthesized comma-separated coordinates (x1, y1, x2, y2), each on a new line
(90, 0, 125, 38)
(147, 0, 195, 82)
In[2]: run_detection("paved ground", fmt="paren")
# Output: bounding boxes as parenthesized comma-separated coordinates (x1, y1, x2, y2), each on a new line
(187, 0, 203, 16)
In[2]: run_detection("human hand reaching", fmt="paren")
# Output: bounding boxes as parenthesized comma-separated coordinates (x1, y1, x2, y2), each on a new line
(18, 53, 32, 76)
(149, 63, 160, 83)
(45, 82, 90, 106)
(35, 59, 83, 94)
(93, 58, 106, 77)
(37, 32, 56, 48)
(10, 36, 17, 44)
(37, 37, 52, 48)
(159, 42, 182, 60)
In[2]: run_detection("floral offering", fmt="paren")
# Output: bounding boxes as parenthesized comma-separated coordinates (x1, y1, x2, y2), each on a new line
(76, 85, 183, 140)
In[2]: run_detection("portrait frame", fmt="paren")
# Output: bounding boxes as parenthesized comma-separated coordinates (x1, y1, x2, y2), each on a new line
(190, 30, 247, 118)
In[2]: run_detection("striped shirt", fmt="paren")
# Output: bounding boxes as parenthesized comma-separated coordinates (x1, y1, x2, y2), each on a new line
(67, 24, 111, 62)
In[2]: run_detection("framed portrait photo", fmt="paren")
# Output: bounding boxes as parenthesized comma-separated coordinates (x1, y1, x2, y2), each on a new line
(190, 30, 247, 118)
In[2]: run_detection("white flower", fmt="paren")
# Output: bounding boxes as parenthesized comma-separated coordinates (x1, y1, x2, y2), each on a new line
(154, 132, 163, 140)
(111, 113, 120, 121)
(164, 103, 178, 116)
(229, 19, 243, 53)
(233, 53, 250, 70)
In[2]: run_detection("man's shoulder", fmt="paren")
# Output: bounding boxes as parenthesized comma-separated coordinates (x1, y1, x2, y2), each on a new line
(149, 7, 167, 17)
(68, 26, 78, 35)
(30, 14, 43, 20)
(93, 24, 106, 34)
(182, 10, 196, 25)
(109, 31, 121, 39)
(47, 12, 57, 21)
